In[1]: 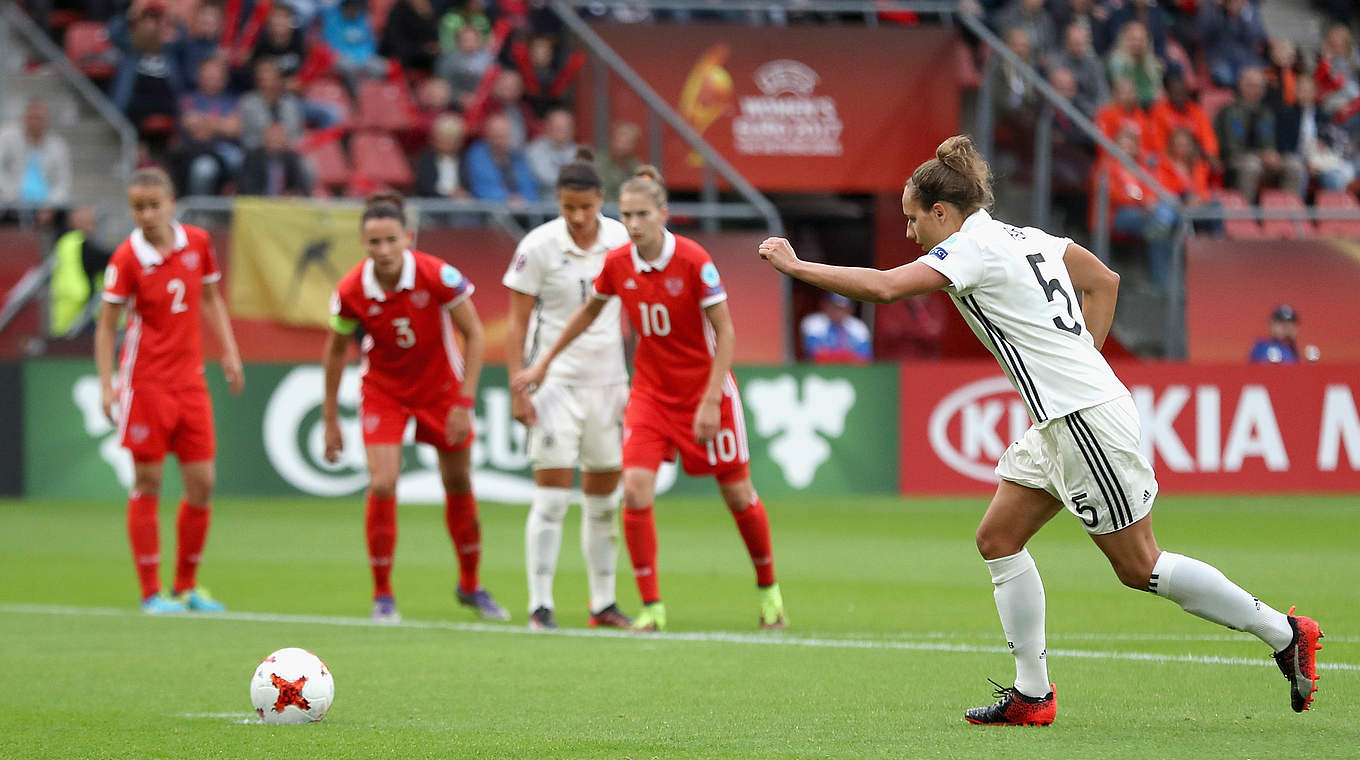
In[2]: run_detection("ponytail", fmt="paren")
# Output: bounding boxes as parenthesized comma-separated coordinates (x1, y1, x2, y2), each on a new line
(620, 164, 667, 208)
(905, 135, 993, 216)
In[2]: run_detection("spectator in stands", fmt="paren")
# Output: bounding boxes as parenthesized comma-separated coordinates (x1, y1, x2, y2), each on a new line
(1096, 76, 1152, 149)
(597, 120, 641, 203)
(110, 0, 188, 129)
(1048, 21, 1108, 118)
(1156, 126, 1222, 235)
(48, 206, 110, 338)
(1214, 67, 1305, 200)
(1148, 71, 1221, 173)
(1198, 0, 1268, 89)
(0, 100, 72, 215)
(1097, 126, 1178, 287)
(437, 25, 495, 108)
(415, 113, 470, 199)
(801, 293, 872, 365)
(1049, 0, 1108, 52)
(171, 0, 224, 86)
(1106, 21, 1162, 108)
(1102, 0, 1167, 60)
(239, 57, 304, 150)
(322, 0, 387, 87)
(176, 57, 243, 195)
(524, 108, 578, 197)
(398, 77, 458, 153)
(464, 113, 538, 205)
(1047, 67, 1097, 227)
(1264, 37, 1300, 111)
(1314, 23, 1360, 123)
(1277, 77, 1356, 192)
(251, 2, 308, 83)
(516, 33, 578, 117)
(238, 122, 311, 196)
(381, 0, 442, 74)
(987, 26, 1041, 156)
(993, 0, 1056, 66)
(478, 69, 537, 150)
(1248, 304, 1306, 364)
(439, 0, 493, 48)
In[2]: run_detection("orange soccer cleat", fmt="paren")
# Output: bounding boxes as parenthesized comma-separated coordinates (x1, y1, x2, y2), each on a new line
(1274, 606, 1324, 712)
(964, 679, 1056, 726)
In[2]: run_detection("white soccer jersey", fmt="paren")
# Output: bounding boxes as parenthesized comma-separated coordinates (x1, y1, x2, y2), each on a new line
(503, 216, 630, 386)
(916, 209, 1128, 426)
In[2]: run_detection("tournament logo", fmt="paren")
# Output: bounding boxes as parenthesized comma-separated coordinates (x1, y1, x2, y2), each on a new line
(700, 262, 721, 287)
(665, 277, 685, 296)
(440, 265, 463, 288)
(930, 246, 948, 260)
(733, 59, 843, 157)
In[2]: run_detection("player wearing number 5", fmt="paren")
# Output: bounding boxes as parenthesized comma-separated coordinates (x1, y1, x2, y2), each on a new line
(758, 136, 1322, 723)
(513, 166, 785, 632)
(322, 191, 509, 624)
(95, 167, 244, 615)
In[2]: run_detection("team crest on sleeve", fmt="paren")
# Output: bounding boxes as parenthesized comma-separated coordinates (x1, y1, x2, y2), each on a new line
(929, 246, 949, 260)
(512, 254, 527, 271)
(700, 262, 721, 287)
(440, 264, 463, 287)
(665, 277, 685, 296)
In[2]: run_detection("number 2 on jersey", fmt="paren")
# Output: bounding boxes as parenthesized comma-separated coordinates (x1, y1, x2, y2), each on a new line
(167, 278, 188, 314)
(637, 302, 671, 337)
(1025, 254, 1082, 336)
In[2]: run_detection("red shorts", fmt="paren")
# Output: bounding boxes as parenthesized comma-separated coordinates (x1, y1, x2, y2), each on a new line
(622, 388, 750, 483)
(119, 387, 215, 464)
(360, 384, 474, 452)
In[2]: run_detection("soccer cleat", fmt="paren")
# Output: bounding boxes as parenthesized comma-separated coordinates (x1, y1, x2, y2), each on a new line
(174, 587, 225, 613)
(588, 603, 633, 629)
(1273, 606, 1324, 712)
(456, 587, 511, 621)
(631, 602, 666, 632)
(528, 607, 558, 631)
(139, 593, 187, 615)
(964, 679, 1056, 726)
(758, 583, 786, 630)
(371, 595, 401, 624)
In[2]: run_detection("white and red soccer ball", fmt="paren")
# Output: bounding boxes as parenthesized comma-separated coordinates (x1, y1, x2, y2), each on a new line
(249, 648, 334, 724)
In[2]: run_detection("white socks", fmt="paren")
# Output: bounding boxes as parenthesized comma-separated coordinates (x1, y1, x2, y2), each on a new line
(1150, 551, 1293, 652)
(525, 487, 570, 612)
(985, 549, 1050, 699)
(581, 492, 621, 613)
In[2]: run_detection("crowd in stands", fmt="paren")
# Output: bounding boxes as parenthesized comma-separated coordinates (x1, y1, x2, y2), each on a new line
(982, 0, 1360, 280)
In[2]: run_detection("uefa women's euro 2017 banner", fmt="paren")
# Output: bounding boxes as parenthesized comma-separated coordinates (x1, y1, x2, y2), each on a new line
(22, 361, 898, 502)
(578, 24, 962, 192)
(900, 361, 1360, 494)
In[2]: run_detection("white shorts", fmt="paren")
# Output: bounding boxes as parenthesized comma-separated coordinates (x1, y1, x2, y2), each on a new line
(995, 395, 1157, 535)
(528, 381, 628, 472)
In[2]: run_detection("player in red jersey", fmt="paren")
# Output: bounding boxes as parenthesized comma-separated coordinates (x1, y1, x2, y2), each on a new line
(94, 167, 244, 615)
(322, 191, 509, 623)
(513, 167, 785, 632)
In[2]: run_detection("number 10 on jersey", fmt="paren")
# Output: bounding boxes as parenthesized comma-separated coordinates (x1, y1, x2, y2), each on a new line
(637, 302, 671, 337)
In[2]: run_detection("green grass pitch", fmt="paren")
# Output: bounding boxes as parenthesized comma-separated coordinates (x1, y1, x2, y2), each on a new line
(1, 493, 1355, 759)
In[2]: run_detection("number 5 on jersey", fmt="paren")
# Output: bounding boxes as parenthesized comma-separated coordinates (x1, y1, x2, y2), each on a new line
(638, 302, 671, 337)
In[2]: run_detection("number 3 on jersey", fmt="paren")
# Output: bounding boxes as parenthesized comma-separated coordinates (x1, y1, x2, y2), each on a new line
(393, 317, 416, 348)
(637, 302, 671, 337)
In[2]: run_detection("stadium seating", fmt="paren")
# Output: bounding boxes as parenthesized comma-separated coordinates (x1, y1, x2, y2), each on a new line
(351, 131, 413, 188)
(1199, 87, 1236, 123)
(355, 79, 415, 132)
(63, 21, 116, 80)
(300, 132, 352, 192)
(1214, 188, 1267, 239)
(1259, 189, 1311, 239)
(1315, 190, 1360, 238)
(304, 78, 355, 130)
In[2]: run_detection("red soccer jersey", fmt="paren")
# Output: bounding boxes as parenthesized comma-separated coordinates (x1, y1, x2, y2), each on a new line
(103, 223, 221, 391)
(330, 249, 474, 407)
(593, 231, 729, 409)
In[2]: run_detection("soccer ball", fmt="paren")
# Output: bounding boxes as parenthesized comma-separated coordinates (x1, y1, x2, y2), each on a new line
(249, 648, 335, 724)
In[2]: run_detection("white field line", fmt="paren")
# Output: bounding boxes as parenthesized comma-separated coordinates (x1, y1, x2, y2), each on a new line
(1, 603, 1354, 672)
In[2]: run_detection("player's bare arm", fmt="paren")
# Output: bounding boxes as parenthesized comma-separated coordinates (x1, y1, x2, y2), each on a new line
(93, 299, 124, 424)
(321, 330, 349, 463)
(757, 237, 949, 303)
(695, 300, 736, 444)
(201, 280, 245, 394)
(510, 296, 606, 393)
(446, 298, 484, 447)
(505, 289, 538, 427)
(1062, 242, 1119, 350)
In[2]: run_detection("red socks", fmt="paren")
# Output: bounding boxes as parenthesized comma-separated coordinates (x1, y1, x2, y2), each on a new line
(444, 492, 481, 595)
(173, 500, 211, 594)
(127, 491, 161, 600)
(623, 505, 661, 603)
(365, 491, 397, 598)
(731, 497, 776, 587)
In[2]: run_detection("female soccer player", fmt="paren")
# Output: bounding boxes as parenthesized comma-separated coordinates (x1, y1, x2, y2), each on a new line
(322, 191, 509, 624)
(513, 167, 785, 632)
(756, 135, 1322, 722)
(96, 167, 244, 614)
(503, 149, 633, 630)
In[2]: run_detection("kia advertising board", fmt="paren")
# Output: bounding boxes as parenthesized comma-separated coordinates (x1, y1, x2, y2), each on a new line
(900, 362, 1360, 494)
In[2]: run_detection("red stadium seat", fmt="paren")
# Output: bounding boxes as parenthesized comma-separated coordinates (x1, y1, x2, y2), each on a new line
(355, 80, 415, 132)
(303, 78, 354, 130)
(64, 21, 116, 80)
(1199, 88, 1236, 123)
(301, 134, 351, 190)
(351, 131, 413, 188)
(1213, 189, 1267, 239)
(1314, 190, 1360, 238)
(1259, 189, 1311, 239)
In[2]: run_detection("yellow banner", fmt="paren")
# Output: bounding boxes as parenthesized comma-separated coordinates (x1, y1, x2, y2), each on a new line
(228, 198, 366, 327)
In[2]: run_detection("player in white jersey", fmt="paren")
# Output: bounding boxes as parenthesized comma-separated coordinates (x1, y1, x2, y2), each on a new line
(503, 148, 633, 630)
(757, 135, 1323, 723)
